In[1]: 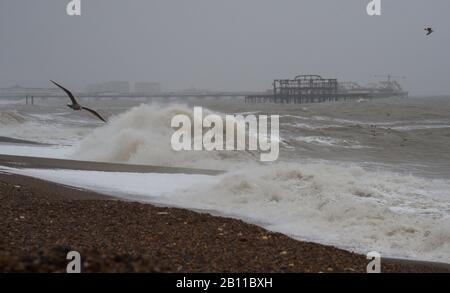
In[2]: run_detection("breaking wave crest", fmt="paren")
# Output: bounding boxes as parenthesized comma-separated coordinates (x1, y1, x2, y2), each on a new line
(0, 111, 26, 126)
(71, 103, 256, 169)
(0, 109, 91, 144)
(171, 163, 450, 262)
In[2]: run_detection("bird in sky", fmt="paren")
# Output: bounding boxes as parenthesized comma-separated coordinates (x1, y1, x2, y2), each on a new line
(50, 80, 107, 122)
(425, 27, 434, 36)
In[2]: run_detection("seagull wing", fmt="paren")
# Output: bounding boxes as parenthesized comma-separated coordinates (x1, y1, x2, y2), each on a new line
(81, 107, 107, 122)
(50, 80, 78, 105)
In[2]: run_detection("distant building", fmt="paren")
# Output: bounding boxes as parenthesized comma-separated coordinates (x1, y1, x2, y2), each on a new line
(85, 81, 130, 94)
(85, 83, 104, 94)
(134, 82, 162, 94)
(181, 86, 211, 94)
(104, 81, 129, 94)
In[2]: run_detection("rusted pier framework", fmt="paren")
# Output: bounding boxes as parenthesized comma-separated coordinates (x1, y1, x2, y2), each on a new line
(245, 75, 368, 104)
(274, 75, 338, 103)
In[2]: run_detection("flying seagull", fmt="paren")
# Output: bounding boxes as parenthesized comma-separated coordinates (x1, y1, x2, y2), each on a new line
(425, 27, 434, 36)
(50, 80, 107, 122)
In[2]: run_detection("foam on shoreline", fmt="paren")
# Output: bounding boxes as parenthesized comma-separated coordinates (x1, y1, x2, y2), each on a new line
(2, 160, 450, 264)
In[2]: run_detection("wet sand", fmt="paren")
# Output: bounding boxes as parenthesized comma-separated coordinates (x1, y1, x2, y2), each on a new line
(1, 172, 449, 273)
(0, 154, 223, 175)
(0, 136, 50, 145)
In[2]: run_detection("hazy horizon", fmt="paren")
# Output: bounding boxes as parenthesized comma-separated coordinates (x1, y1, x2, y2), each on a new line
(1, 0, 449, 95)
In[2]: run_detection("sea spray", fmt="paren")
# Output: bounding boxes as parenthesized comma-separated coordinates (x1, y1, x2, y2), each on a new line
(169, 162, 450, 263)
(71, 103, 258, 169)
(9, 160, 450, 263)
(170, 107, 280, 161)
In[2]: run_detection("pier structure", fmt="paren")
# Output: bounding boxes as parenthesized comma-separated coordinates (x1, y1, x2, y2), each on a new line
(245, 75, 369, 104)
(0, 75, 407, 103)
(274, 75, 338, 103)
(25, 96, 34, 105)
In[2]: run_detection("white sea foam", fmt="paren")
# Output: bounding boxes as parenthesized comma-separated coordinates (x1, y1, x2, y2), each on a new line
(284, 122, 344, 130)
(3, 162, 450, 263)
(1, 167, 217, 201)
(388, 124, 450, 131)
(294, 135, 369, 149)
(0, 111, 26, 125)
(71, 103, 256, 170)
(0, 144, 72, 159)
(0, 110, 94, 144)
(172, 163, 450, 262)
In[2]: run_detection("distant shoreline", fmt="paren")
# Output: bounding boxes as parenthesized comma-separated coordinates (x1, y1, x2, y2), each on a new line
(0, 172, 448, 273)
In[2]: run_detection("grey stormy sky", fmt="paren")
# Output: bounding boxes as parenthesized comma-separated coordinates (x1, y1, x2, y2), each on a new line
(0, 0, 449, 95)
